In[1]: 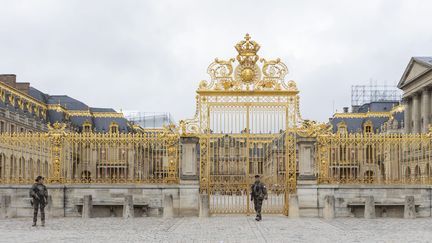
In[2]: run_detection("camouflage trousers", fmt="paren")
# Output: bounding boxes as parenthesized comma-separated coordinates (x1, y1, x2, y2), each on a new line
(253, 198, 263, 218)
(33, 200, 46, 223)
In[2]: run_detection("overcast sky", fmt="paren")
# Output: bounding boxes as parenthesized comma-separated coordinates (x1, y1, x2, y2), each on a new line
(1, 0, 431, 122)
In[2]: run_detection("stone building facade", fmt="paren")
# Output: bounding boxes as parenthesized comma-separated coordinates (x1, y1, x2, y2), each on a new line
(398, 57, 432, 133)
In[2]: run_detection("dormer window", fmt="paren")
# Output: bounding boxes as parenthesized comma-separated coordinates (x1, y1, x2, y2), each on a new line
(364, 120, 373, 134)
(337, 121, 347, 134)
(109, 122, 119, 133)
(83, 121, 92, 133)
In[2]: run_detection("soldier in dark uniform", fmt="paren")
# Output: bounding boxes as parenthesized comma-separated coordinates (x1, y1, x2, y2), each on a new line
(29, 176, 48, 227)
(250, 174, 267, 221)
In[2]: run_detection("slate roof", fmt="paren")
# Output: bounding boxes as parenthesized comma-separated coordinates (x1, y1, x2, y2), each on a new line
(330, 101, 404, 133)
(47, 95, 89, 110)
(0, 77, 133, 133)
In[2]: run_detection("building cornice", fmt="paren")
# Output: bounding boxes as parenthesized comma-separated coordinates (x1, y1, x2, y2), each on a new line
(333, 111, 391, 119)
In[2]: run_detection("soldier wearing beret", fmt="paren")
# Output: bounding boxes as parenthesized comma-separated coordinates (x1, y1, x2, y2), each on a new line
(29, 176, 48, 226)
(250, 174, 267, 221)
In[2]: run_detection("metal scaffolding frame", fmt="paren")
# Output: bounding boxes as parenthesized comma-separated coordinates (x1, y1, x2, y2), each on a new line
(351, 83, 401, 107)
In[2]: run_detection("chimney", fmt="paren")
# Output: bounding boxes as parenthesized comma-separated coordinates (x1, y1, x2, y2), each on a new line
(0, 74, 17, 88)
(16, 82, 30, 95)
(343, 107, 349, 113)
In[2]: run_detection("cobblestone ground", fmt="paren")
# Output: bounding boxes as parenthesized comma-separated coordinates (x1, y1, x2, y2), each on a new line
(1, 216, 432, 243)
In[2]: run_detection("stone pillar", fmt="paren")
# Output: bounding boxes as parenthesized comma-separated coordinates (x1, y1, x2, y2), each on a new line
(123, 195, 134, 218)
(180, 137, 199, 180)
(403, 98, 411, 133)
(199, 194, 209, 218)
(404, 196, 416, 219)
(288, 194, 300, 218)
(421, 90, 430, 133)
(364, 196, 375, 219)
(298, 138, 316, 179)
(82, 195, 92, 219)
(163, 194, 174, 218)
(430, 90, 432, 128)
(412, 94, 420, 134)
(0, 195, 11, 219)
(323, 195, 335, 219)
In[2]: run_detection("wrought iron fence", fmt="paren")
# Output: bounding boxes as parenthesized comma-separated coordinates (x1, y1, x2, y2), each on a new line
(0, 126, 179, 184)
(317, 133, 432, 184)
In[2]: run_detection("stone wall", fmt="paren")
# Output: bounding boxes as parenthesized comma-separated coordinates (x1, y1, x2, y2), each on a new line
(0, 183, 199, 218)
(297, 181, 432, 218)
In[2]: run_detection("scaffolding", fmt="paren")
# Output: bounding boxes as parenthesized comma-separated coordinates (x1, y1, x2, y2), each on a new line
(124, 112, 175, 128)
(351, 83, 401, 107)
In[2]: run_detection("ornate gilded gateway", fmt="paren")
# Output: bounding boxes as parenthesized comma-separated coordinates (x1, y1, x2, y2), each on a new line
(181, 34, 301, 215)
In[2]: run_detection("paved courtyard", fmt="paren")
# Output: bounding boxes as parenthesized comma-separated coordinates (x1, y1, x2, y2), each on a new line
(1, 216, 432, 243)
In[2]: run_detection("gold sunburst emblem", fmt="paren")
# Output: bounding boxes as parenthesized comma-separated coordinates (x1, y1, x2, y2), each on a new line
(235, 64, 260, 84)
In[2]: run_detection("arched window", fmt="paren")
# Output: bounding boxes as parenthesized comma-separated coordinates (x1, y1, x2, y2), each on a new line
(28, 159, 34, 179)
(36, 160, 41, 176)
(426, 163, 430, 177)
(0, 153, 4, 179)
(366, 145, 373, 163)
(19, 157, 25, 179)
(380, 163, 385, 179)
(10, 155, 15, 179)
(415, 165, 421, 178)
(405, 166, 411, 178)
(44, 161, 48, 177)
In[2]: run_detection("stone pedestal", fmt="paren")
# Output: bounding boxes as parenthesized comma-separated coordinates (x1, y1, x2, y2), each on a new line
(163, 194, 174, 218)
(364, 196, 375, 219)
(180, 137, 199, 180)
(323, 195, 335, 219)
(0, 195, 11, 219)
(288, 194, 300, 218)
(199, 194, 209, 218)
(297, 137, 316, 179)
(123, 195, 134, 218)
(82, 195, 93, 219)
(404, 196, 416, 219)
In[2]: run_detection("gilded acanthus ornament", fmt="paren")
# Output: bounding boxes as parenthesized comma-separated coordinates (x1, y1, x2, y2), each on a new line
(297, 119, 333, 137)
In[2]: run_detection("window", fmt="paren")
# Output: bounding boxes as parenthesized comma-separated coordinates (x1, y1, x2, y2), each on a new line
(364, 120, 373, 134)
(10, 124, 15, 133)
(82, 121, 92, 133)
(0, 121, 4, 133)
(109, 122, 119, 133)
(337, 121, 348, 134)
(366, 145, 373, 163)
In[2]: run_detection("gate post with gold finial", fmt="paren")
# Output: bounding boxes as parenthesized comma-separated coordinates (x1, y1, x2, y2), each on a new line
(47, 122, 67, 184)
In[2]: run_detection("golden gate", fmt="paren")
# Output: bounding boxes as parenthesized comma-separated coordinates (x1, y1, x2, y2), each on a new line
(181, 34, 301, 215)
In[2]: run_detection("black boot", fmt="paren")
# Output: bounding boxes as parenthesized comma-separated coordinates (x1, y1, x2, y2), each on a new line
(32, 222, 36, 227)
